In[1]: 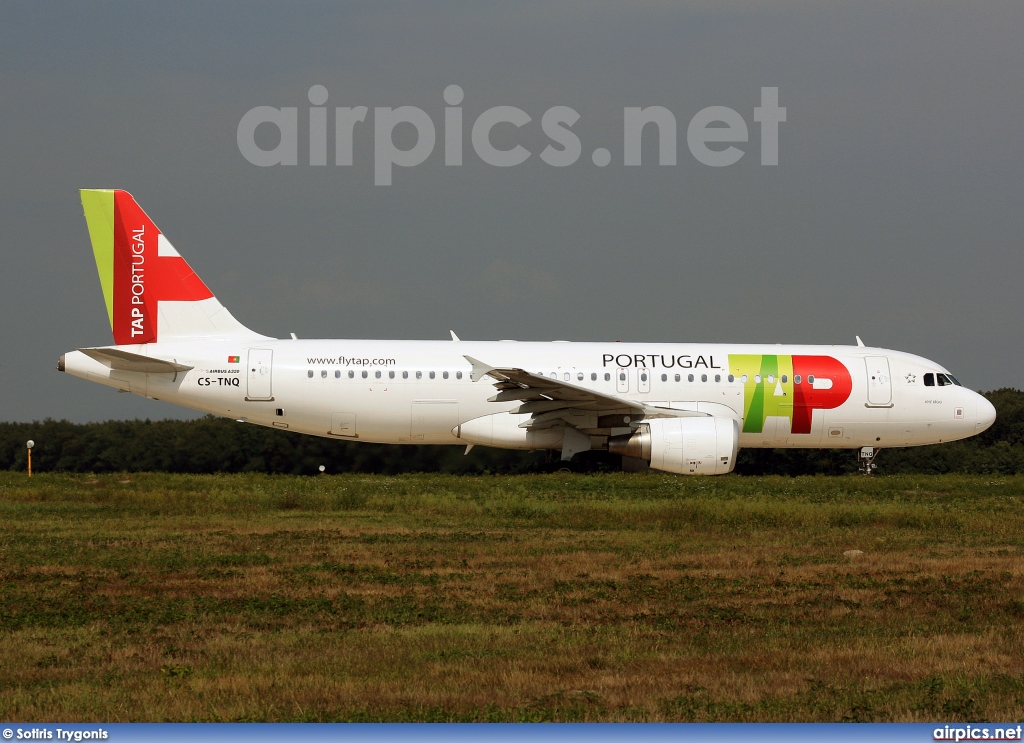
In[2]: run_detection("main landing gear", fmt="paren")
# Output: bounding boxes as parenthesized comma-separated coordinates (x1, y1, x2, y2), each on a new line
(858, 446, 879, 475)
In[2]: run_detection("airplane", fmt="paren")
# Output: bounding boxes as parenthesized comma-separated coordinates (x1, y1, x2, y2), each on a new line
(59, 189, 996, 475)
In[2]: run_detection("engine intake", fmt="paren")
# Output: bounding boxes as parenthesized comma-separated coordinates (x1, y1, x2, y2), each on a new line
(609, 417, 738, 475)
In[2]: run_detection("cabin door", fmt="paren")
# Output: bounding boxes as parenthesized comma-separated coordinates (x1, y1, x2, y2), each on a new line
(865, 356, 892, 406)
(246, 349, 273, 400)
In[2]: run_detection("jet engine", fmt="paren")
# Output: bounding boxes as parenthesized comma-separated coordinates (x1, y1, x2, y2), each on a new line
(609, 417, 739, 475)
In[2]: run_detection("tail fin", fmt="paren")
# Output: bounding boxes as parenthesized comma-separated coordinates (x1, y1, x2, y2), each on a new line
(80, 189, 267, 344)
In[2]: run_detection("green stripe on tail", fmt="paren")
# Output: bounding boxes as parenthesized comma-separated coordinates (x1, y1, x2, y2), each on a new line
(80, 189, 115, 328)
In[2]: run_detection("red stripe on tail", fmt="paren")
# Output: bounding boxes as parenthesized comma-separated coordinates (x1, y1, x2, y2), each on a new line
(112, 191, 213, 344)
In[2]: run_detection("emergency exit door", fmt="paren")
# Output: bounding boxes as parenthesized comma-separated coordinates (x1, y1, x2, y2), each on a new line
(616, 368, 630, 393)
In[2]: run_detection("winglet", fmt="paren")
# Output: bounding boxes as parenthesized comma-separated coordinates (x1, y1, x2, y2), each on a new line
(463, 355, 498, 382)
(450, 330, 460, 341)
(856, 336, 865, 347)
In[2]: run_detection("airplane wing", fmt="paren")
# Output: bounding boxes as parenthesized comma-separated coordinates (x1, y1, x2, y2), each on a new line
(79, 347, 193, 374)
(463, 354, 707, 434)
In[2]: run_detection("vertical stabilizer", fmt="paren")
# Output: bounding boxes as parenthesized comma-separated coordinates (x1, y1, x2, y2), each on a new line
(80, 189, 267, 344)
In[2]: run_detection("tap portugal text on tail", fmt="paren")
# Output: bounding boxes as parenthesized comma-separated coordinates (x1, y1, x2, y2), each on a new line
(59, 189, 996, 475)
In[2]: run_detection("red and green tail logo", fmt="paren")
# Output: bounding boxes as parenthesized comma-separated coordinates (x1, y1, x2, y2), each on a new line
(729, 354, 853, 435)
(81, 189, 213, 345)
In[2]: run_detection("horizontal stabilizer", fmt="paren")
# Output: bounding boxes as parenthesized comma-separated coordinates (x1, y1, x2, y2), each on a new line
(78, 347, 193, 374)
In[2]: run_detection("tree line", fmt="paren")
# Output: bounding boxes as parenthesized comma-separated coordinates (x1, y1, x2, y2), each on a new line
(3, 388, 1024, 476)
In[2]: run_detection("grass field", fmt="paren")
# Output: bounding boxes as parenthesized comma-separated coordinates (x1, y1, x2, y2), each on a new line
(1, 471, 1022, 721)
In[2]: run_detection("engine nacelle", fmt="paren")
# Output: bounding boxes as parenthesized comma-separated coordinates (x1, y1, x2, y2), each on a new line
(609, 417, 739, 475)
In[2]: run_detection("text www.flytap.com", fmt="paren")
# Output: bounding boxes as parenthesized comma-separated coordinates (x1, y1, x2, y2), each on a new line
(308, 357, 396, 367)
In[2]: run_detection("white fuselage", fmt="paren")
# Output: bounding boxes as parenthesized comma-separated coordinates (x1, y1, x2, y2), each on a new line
(62, 339, 995, 451)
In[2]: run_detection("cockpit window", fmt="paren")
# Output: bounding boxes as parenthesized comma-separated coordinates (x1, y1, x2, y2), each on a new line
(948, 375, 962, 386)
(937, 373, 952, 386)
(924, 373, 935, 387)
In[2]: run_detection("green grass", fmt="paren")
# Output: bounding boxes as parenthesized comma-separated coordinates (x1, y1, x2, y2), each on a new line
(1, 471, 1023, 721)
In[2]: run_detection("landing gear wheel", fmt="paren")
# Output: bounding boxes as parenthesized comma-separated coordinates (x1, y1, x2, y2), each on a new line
(858, 446, 879, 475)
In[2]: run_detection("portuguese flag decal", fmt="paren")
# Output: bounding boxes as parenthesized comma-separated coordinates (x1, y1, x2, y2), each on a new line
(228, 355, 240, 363)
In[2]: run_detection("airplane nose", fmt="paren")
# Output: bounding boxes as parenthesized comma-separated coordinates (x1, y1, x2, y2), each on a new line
(976, 394, 996, 433)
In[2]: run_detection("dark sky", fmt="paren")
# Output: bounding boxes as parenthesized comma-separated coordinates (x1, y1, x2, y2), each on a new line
(2, 1, 1022, 422)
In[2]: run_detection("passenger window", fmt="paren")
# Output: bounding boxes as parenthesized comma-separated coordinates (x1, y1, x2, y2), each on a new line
(416, 371, 422, 379)
(456, 371, 463, 379)
(675, 374, 681, 382)
(335, 370, 341, 378)
(429, 371, 436, 380)
(924, 373, 934, 387)
(728, 374, 735, 382)
(349, 370, 355, 379)
(307, 370, 313, 378)
(321, 370, 327, 378)
(701, 374, 707, 382)
(564, 372, 570, 381)
(781, 375, 788, 383)
(604, 373, 611, 381)
(767, 374, 775, 383)
(640, 373, 648, 382)
(443, 371, 449, 379)
(688, 374, 694, 382)
(578, 372, 584, 381)
(362, 370, 368, 379)
(794, 375, 801, 384)
(591, 373, 597, 381)
(375, 370, 382, 379)
(661, 374, 667, 382)
(389, 371, 395, 379)
(714, 374, 721, 383)
(402, 371, 408, 379)
(755, 374, 762, 383)
(808, 375, 815, 384)
(619, 372, 626, 381)
(741, 375, 748, 383)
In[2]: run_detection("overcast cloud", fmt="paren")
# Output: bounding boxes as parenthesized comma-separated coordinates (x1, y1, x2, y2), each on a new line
(1, 1, 1022, 422)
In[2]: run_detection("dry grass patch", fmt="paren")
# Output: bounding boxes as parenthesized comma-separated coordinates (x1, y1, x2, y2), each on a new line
(1, 471, 1023, 720)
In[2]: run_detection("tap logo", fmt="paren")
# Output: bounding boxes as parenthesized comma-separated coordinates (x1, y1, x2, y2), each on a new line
(82, 190, 214, 345)
(729, 355, 853, 435)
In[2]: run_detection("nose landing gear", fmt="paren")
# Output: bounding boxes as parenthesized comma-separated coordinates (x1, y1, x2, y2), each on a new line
(858, 446, 879, 475)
